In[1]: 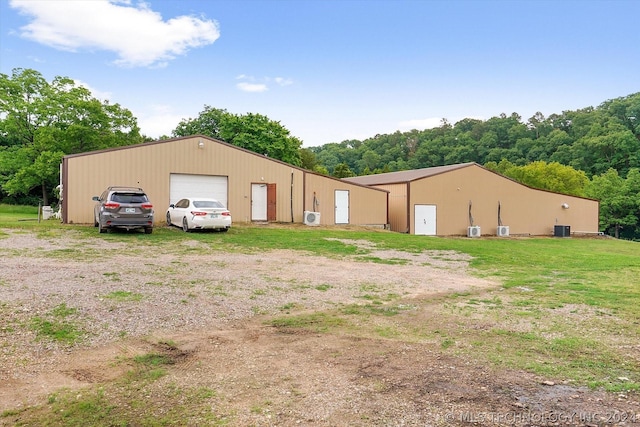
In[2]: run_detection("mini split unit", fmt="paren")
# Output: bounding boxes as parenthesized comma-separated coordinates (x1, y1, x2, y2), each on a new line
(467, 226, 481, 237)
(468, 226, 510, 237)
(304, 211, 321, 226)
(497, 225, 510, 237)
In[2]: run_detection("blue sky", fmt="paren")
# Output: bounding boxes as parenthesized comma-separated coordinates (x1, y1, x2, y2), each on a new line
(1, 0, 638, 147)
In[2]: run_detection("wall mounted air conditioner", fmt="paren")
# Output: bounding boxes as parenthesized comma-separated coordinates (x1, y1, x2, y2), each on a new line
(304, 211, 321, 226)
(467, 226, 481, 238)
(497, 225, 510, 237)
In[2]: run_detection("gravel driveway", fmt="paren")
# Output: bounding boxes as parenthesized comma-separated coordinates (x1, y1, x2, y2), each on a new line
(2, 228, 635, 426)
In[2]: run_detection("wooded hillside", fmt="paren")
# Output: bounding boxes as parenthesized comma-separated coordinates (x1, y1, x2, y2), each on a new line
(308, 93, 639, 180)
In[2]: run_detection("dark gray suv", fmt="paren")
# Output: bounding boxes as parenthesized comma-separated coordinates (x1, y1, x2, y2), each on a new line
(93, 186, 154, 234)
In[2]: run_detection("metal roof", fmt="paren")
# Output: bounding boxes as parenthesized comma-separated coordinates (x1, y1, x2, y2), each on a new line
(63, 134, 388, 194)
(344, 162, 477, 185)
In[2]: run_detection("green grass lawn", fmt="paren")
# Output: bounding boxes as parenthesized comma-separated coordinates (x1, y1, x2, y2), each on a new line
(0, 203, 40, 222)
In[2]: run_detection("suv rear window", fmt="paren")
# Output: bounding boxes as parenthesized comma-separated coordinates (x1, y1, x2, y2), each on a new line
(112, 193, 148, 203)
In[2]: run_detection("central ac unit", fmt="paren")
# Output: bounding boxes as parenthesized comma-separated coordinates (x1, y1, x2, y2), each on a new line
(467, 226, 481, 238)
(304, 211, 321, 226)
(497, 225, 510, 237)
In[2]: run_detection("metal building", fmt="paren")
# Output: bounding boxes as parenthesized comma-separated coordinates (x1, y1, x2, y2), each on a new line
(61, 135, 388, 228)
(344, 163, 599, 236)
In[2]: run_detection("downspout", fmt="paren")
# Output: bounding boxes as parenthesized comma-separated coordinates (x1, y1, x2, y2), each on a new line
(290, 170, 294, 223)
(302, 171, 307, 220)
(61, 158, 68, 224)
(406, 182, 411, 233)
(386, 191, 390, 230)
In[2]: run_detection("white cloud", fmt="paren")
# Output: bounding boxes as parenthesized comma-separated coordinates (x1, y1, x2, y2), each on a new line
(74, 80, 112, 101)
(136, 104, 184, 138)
(236, 82, 268, 93)
(9, 0, 220, 67)
(26, 55, 45, 63)
(235, 74, 293, 92)
(273, 77, 293, 86)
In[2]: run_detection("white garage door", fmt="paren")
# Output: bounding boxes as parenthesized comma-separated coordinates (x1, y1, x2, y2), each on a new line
(170, 174, 228, 207)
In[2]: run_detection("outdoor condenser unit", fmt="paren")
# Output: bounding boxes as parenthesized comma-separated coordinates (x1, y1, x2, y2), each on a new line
(304, 211, 321, 226)
(497, 225, 510, 237)
(467, 226, 481, 238)
(554, 225, 570, 237)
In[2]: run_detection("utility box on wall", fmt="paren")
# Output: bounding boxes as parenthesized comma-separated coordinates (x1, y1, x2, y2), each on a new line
(554, 225, 571, 237)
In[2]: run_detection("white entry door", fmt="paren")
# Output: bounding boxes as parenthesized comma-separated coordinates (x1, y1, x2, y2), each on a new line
(335, 190, 349, 224)
(251, 183, 267, 221)
(415, 204, 436, 235)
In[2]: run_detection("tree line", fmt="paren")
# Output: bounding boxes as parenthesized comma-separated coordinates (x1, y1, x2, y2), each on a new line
(307, 96, 639, 181)
(1, 68, 639, 238)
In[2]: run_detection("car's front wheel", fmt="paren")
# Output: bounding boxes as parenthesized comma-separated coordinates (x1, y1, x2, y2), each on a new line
(182, 217, 190, 232)
(166, 212, 172, 227)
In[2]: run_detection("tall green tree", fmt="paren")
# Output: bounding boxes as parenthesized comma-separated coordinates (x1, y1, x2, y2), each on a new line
(570, 122, 639, 177)
(173, 105, 302, 166)
(599, 93, 640, 139)
(172, 105, 228, 138)
(299, 148, 318, 171)
(332, 162, 355, 178)
(496, 161, 589, 197)
(585, 168, 639, 238)
(0, 68, 142, 205)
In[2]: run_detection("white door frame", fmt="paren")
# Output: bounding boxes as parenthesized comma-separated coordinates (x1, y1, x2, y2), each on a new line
(251, 183, 268, 221)
(335, 190, 349, 224)
(414, 204, 437, 235)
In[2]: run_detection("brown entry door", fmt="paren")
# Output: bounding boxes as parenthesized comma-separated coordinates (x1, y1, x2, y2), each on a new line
(267, 183, 276, 221)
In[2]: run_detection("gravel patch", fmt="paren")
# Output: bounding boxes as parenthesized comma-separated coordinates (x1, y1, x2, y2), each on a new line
(0, 228, 492, 382)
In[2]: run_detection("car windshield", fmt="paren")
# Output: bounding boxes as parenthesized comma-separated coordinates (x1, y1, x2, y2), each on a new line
(193, 200, 224, 208)
(112, 193, 148, 203)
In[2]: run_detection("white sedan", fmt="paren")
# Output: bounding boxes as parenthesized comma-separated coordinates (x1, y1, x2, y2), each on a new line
(166, 198, 231, 232)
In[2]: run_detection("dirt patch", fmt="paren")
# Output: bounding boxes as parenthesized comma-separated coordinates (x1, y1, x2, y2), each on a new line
(1, 228, 638, 425)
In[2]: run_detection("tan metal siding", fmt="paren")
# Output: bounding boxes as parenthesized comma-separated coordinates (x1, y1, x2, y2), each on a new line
(408, 165, 599, 235)
(370, 183, 408, 232)
(304, 174, 387, 226)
